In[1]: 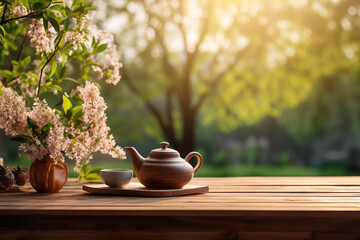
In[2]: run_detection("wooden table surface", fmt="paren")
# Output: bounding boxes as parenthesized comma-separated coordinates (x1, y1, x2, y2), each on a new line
(1, 177, 360, 240)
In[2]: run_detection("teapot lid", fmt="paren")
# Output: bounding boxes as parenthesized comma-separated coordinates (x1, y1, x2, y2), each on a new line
(149, 142, 180, 158)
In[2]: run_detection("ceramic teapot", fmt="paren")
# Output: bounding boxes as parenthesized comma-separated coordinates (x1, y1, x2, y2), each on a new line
(125, 142, 203, 189)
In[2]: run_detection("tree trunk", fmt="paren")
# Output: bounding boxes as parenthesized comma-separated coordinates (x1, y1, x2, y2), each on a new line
(179, 109, 196, 158)
(159, 113, 196, 159)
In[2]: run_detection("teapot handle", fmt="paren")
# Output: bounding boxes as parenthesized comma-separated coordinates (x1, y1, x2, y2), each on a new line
(185, 152, 203, 175)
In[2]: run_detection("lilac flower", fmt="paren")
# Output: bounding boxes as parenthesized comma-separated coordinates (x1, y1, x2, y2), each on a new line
(65, 82, 126, 170)
(0, 84, 27, 136)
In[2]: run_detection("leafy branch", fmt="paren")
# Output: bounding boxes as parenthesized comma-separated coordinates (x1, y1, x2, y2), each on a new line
(0, 2, 52, 25)
(16, 31, 28, 62)
(37, 32, 64, 97)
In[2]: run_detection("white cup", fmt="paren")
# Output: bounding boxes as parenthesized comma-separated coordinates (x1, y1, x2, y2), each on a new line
(100, 169, 133, 188)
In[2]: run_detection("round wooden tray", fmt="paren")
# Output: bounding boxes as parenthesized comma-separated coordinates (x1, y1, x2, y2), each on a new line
(83, 182, 209, 197)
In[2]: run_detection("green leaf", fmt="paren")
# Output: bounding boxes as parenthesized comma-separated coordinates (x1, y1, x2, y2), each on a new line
(49, 84, 62, 91)
(48, 17, 60, 33)
(59, 65, 67, 78)
(91, 36, 96, 48)
(27, 116, 37, 131)
(21, 0, 30, 9)
(44, 82, 62, 93)
(72, 0, 82, 7)
(72, 105, 83, 121)
(28, 72, 39, 83)
(63, 77, 78, 83)
(55, 109, 63, 116)
(21, 56, 31, 66)
(65, 5, 71, 14)
(72, 105, 82, 113)
(0, 70, 12, 79)
(7, 40, 17, 50)
(43, 19, 48, 32)
(84, 6, 97, 11)
(93, 43, 108, 54)
(88, 167, 103, 174)
(32, 2, 44, 11)
(65, 17, 76, 30)
(39, 57, 47, 69)
(0, 25, 6, 42)
(80, 42, 87, 52)
(40, 123, 54, 136)
(65, 108, 72, 118)
(30, 0, 50, 10)
(0, 0, 12, 4)
(47, 61, 57, 79)
(73, 6, 84, 13)
(62, 95, 72, 114)
(11, 60, 18, 67)
(42, 9, 48, 20)
(84, 173, 101, 180)
(61, 52, 66, 67)
(79, 162, 91, 176)
(50, 4, 65, 13)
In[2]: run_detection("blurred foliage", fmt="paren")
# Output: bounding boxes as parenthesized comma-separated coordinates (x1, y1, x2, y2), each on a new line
(91, 0, 360, 156)
(3, 0, 360, 176)
(277, 152, 292, 167)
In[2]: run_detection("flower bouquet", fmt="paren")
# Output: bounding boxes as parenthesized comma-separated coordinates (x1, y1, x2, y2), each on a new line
(0, 0, 126, 192)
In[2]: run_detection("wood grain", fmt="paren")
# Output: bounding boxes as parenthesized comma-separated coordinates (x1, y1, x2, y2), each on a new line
(187, 177, 360, 186)
(2, 177, 360, 240)
(0, 230, 226, 240)
(313, 233, 360, 240)
(83, 183, 209, 197)
(237, 232, 312, 240)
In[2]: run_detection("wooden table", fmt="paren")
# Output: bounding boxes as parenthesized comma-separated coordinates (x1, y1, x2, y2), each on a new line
(1, 177, 360, 240)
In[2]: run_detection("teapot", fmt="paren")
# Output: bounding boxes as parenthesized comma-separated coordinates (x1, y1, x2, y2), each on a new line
(125, 142, 203, 189)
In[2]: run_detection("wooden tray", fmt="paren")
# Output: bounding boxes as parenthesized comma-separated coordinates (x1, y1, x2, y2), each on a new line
(83, 182, 209, 197)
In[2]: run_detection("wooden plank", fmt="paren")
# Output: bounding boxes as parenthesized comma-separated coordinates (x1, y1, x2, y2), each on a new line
(2, 215, 360, 232)
(10, 181, 360, 193)
(3, 177, 360, 214)
(3, 196, 360, 205)
(2, 202, 360, 211)
(78, 177, 360, 186)
(3, 177, 360, 240)
(4, 230, 310, 240)
(0, 230, 227, 240)
(6, 190, 360, 197)
(208, 185, 360, 192)
(314, 233, 360, 240)
(238, 232, 312, 240)
(189, 177, 360, 186)
(2, 209, 360, 217)
(66, 180, 360, 192)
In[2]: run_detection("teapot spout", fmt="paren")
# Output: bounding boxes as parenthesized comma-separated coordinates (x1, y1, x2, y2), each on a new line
(125, 147, 144, 174)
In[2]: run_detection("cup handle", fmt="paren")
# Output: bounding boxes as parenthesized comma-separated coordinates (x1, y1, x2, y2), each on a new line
(185, 152, 203, 175)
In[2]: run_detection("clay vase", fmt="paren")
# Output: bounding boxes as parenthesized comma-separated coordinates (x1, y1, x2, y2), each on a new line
(29, 154, 68, 193)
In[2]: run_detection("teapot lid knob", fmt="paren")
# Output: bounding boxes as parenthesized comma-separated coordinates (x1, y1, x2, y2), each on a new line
(150, 141, 179, 158)
(160, 142, 169, 149)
